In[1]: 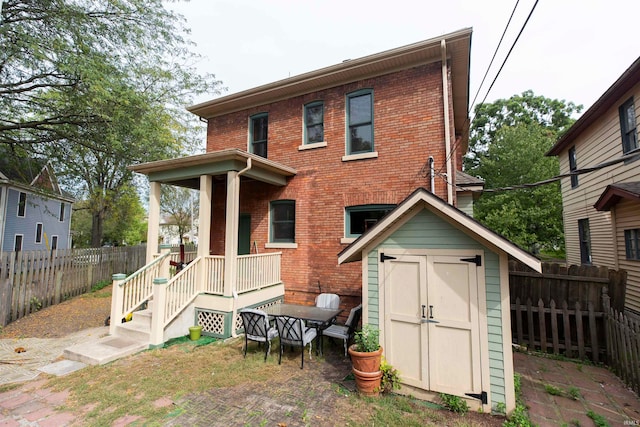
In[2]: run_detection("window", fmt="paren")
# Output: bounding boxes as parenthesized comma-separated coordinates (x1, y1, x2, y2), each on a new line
(625, 229, 640, 260)
(270, 200, 295, 243)
(14, 235, 23, 252)
(17, 192, 26, 217)
(250, 113, 268, 158)
(578, 219, 592, 264)
(620, 97, 638, 154)
(347, 90, 373, 154)
(35, 223, 43, 244)
(51, 235, 58, 251)
(304, 101, 324, 144)
(568, 146, 578, 188)
(59, 202, 65, 221)
(346, 205, 395, 237)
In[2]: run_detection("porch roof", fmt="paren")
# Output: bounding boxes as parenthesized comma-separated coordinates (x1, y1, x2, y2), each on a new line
(128, 149, 297, 188)
(594, 181, 640, 211)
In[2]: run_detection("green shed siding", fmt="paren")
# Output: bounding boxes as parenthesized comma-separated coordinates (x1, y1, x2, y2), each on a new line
(366, 209, 508, 408)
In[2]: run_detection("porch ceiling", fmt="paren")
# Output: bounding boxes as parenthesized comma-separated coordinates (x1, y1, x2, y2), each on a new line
(128, 149, 297, 188)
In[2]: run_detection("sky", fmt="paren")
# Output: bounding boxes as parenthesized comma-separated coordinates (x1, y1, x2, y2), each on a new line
(167, 0, 640, 116)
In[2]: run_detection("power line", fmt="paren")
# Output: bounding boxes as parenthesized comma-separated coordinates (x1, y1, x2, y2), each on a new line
(468, 0, 521, 115)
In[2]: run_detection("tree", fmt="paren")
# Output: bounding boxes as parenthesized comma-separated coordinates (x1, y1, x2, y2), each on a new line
(466, 92, 582, 254)
(1, 0, 224, 246)
(161, 186, 199, 245)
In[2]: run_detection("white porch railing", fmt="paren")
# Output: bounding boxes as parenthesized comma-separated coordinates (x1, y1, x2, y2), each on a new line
(237, 252, 281, 294)
(110, 251, 170, 335)
(205, 256, 225, 295)
(158, 256, 201, 326)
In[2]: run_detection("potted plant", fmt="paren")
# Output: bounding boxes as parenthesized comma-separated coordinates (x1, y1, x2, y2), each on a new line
(189, 325, 202, 340)
(348, 324, 383, 396)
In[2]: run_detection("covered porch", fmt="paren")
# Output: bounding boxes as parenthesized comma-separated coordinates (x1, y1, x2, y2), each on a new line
(110, 149, 297, 345)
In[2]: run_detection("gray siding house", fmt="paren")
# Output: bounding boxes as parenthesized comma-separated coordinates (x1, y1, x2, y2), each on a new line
(0, 154, 73, 252)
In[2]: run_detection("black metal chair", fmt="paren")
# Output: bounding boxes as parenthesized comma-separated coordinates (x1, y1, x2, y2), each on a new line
(322, 304, 362, 356)
(239, 308, 279, 361)
(274, 315, 317, 369)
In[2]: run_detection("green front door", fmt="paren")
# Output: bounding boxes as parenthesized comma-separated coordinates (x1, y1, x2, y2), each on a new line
(238, 214, 251, 255)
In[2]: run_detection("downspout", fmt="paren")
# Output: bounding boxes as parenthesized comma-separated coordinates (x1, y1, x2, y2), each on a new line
(230, 157, 252, 337)
(441, 39, 454, 205)
(428, 156, 435, 193)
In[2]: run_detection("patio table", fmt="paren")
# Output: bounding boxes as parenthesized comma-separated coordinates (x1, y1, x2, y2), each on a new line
(265, 303, 342, 355)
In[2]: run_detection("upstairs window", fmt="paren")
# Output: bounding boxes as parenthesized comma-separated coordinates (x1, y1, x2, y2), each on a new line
(568, 146, 578, 188)
(250, 113, 268, 158)
(270, 200, 295, 243)
(347, 90, 374, 155)
(51, 235, 58, 251)
(17, 192, 26, 217)
(14, 234, 23, 252)
(59, 202, 65, 222)
(35, 223, 43, 244)
(625, 229, 640, 260)
(578, 219, 592, 265)
(304, 101, 324, 144)
(346, 204, 395, 237)
(619, 97, 638, 154)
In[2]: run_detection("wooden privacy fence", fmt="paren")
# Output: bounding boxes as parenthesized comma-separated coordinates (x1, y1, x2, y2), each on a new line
(0, 245, 146, 327)
(509, 261, 627, 364)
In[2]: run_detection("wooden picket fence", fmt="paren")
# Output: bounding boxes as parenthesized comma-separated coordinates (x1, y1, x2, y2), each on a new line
(0, 246, 146, 327)
(603, 293, 640, 395)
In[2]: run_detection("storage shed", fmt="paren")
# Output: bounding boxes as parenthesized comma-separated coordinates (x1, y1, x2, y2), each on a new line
(338, 188, 542, 414)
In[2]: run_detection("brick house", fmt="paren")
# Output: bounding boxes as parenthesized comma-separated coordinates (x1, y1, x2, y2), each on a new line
(547, 56, 640, 314)
(113, 28, 475, 344)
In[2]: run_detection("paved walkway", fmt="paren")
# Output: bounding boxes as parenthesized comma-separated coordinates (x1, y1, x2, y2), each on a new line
(1, 332, 639, 426)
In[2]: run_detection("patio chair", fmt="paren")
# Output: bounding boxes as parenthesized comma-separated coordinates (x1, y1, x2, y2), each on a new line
(239, 308, 279, 361)
(274, 315, 318, 369)
(322, 304, 362, 356)
(315, 293, 340, 309)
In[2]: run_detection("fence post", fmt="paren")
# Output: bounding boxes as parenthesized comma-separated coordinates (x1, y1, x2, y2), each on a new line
(109, 274, 127, 336)
(150, 277, 167, 347)
(602, 287, 611, 365)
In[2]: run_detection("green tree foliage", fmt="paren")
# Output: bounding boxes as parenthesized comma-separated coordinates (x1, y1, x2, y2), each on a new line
(72, 185, 146, 247)
(1, 0, 224, 246)
(466, 92, 582, 254)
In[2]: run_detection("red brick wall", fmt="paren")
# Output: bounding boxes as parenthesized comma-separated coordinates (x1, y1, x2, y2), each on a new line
(206, 62, 461, 310)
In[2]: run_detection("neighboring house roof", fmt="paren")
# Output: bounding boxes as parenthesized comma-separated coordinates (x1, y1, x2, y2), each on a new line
(547, 56, 640, 156)
(338, 187, 541, 272)
(594, 181, 640, 211)
(456, 170, 485, 189)
(188, 28, 472, 145)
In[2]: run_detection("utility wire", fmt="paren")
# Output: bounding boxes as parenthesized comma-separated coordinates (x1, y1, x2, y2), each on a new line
(436, 0, 541, 177)
(468, 0, 521, 115)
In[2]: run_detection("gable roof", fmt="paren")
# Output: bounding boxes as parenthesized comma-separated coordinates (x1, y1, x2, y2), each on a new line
(338, 187, 541, 272)
(188, 28, 472, 144)
(0, 149, 68, 199)
(547, 56, 640, 156)
(594, 181, 640, 211)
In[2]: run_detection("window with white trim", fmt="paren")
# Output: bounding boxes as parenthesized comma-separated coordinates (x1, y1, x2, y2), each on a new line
(35, 223, 43, 244)
(250, 113, 268, 158)
(620, 97, 638, 154)
(51, 235, 58, 251)
(59, 202, 65, 222)
(270, 200, 295, 243)
(17, 192, 26, 217)
(345, 204, 395, 237)
(346, 89, 374, 155)
(14, 234, 23, 251)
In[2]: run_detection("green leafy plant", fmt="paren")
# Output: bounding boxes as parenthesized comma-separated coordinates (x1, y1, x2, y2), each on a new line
(568, 386, 581, 400)
(379, 357, 401, 393)
(503, 373, 535, 427)
(29, 296, 42, 312)
(438, 393, 469, 414)
(587, 410, 610, 427)
(353, 324, 380, 352)
(544, 384, 563, 395)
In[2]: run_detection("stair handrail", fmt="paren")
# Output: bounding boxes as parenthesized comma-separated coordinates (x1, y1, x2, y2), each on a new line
(111, 251, 171, 332)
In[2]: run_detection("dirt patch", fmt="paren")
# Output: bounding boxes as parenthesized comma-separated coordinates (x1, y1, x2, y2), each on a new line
(0, 286, 112, 339)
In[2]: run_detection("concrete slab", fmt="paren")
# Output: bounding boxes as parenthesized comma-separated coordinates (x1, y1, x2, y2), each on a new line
(38, 360, 87, 376)
(63, 336, 148, 365)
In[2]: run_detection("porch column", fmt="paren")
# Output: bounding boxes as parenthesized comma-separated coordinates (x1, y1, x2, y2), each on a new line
(146, 181, 161, 264)
(198, 175, 212, 258)
(223, 170, 240, 297)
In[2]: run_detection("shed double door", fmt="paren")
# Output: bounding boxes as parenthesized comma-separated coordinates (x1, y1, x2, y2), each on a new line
(382, 251, 483, 399)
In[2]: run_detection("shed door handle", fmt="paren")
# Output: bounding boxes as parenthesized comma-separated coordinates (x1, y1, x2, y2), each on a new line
(421, 305, 426, 318)
(429, 305, 434, 319)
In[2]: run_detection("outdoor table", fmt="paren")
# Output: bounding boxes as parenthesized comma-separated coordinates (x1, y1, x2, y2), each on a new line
(266, 303, 342, 355)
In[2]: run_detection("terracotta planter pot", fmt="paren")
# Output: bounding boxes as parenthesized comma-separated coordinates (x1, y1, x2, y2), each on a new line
(348, 345, 383, 396)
